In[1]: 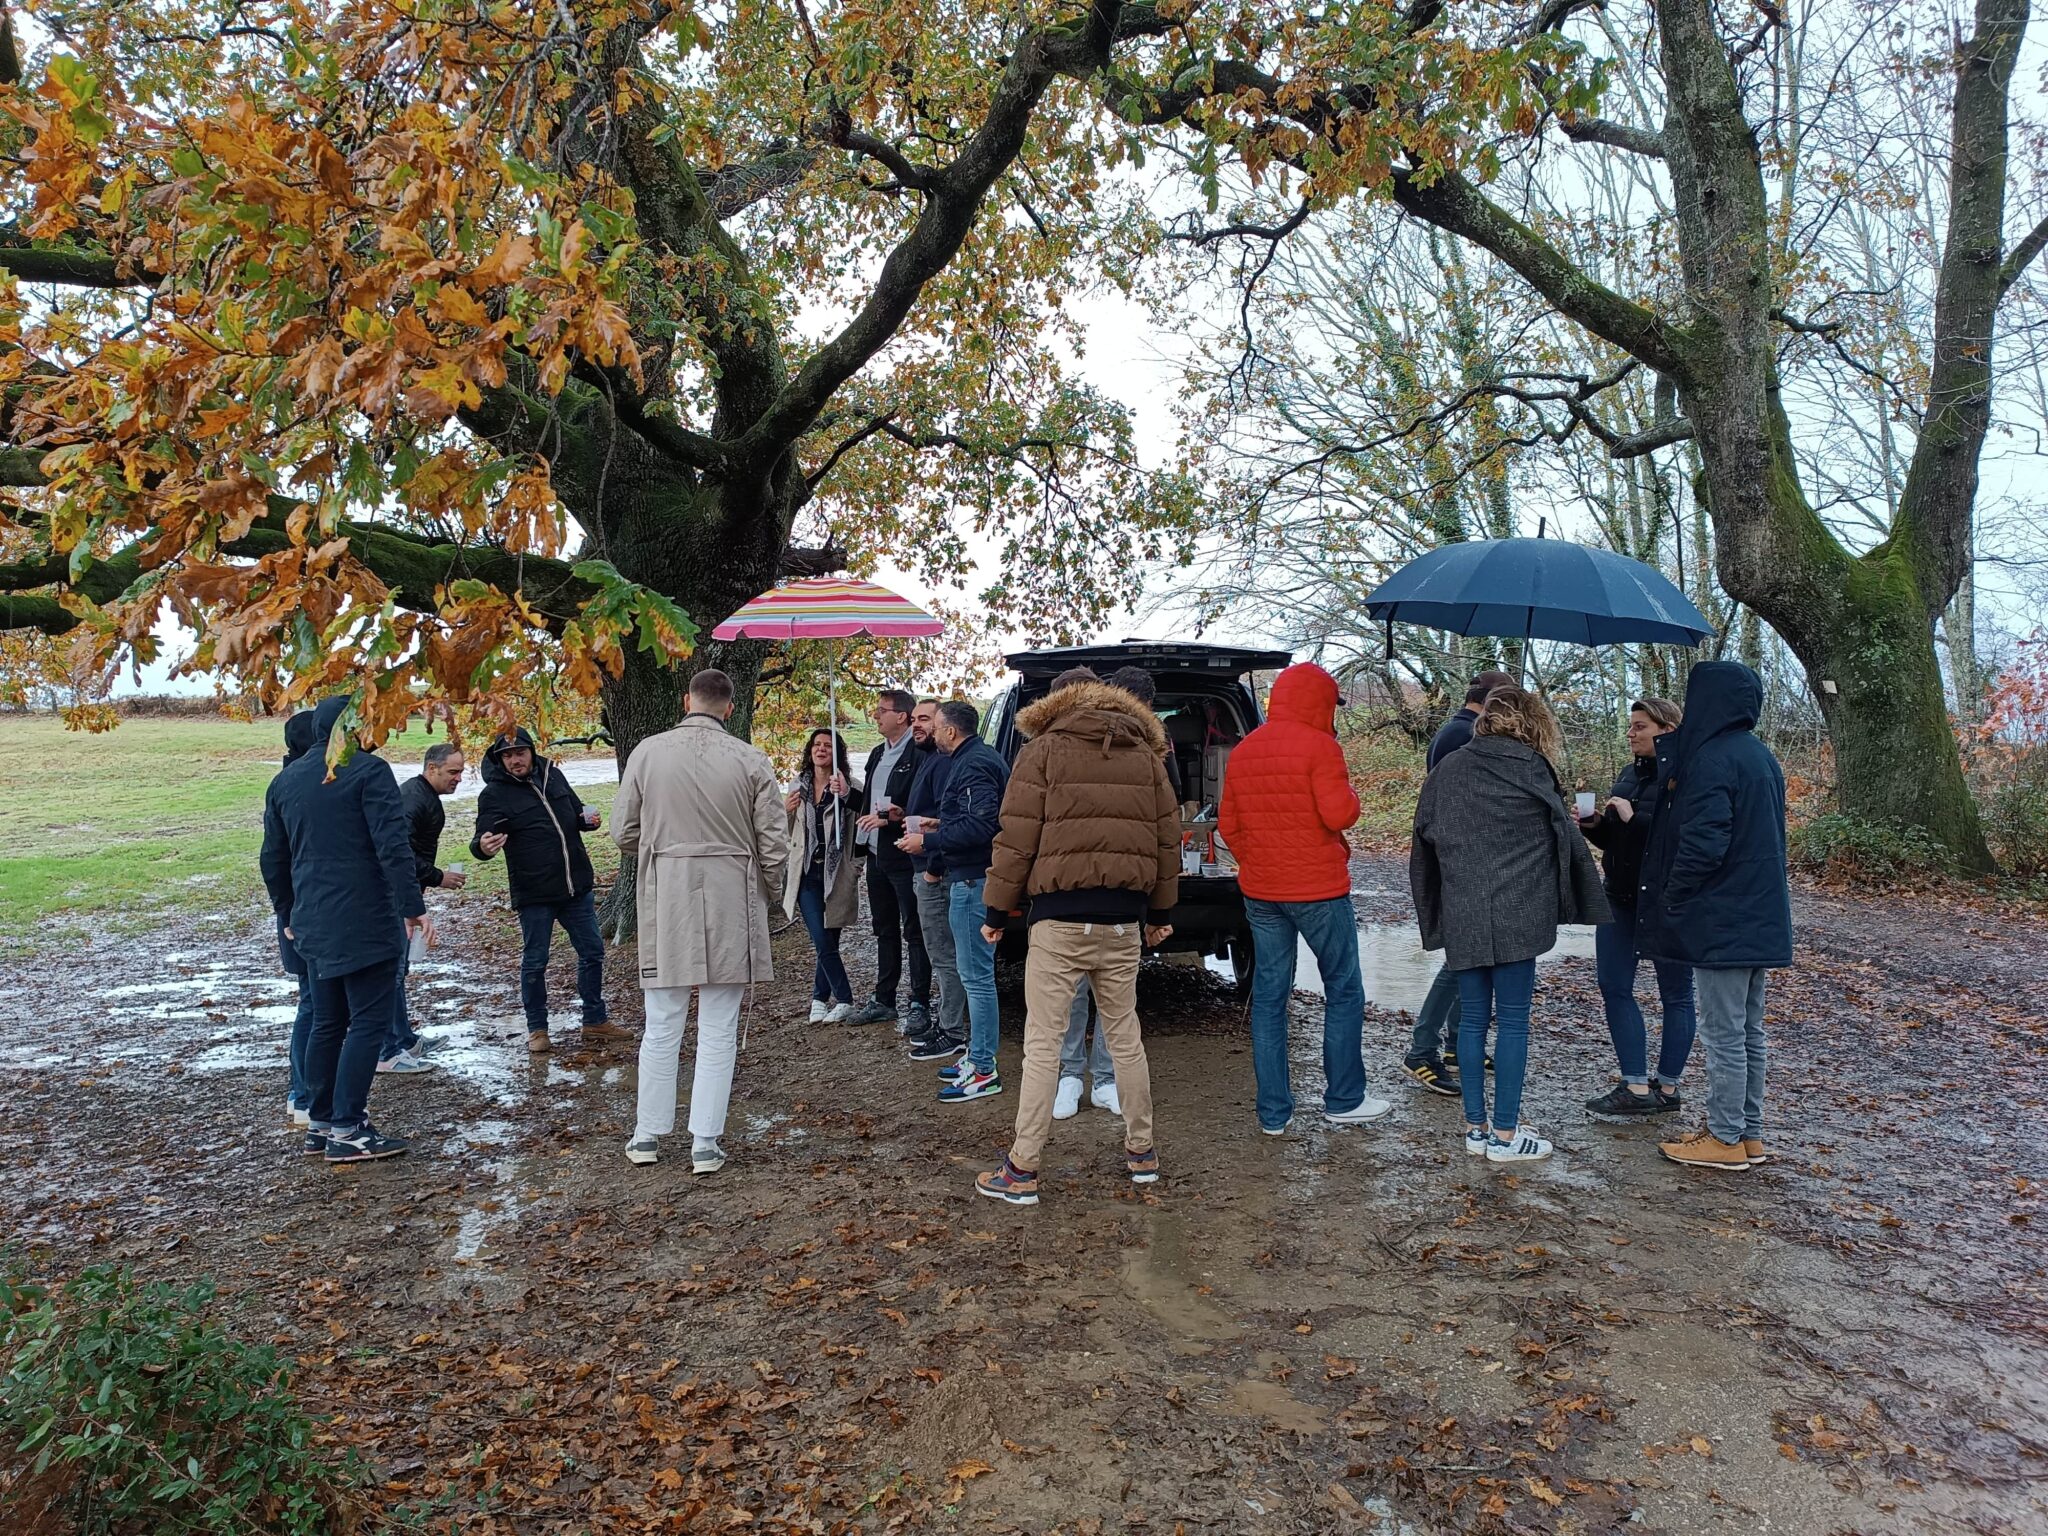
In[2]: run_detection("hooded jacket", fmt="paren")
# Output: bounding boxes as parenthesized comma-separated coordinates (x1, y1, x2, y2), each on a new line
(982, 681, 1180, 928)
(258, 696, 425, 980)
(468, 728, 597, 909)
(1635, 662, 1793, 969)
(275, 708, 323, 977)
(1219, 664, 1360, 904)
(933, 734, 1010, 885)
(1409, 733, 1611, 971)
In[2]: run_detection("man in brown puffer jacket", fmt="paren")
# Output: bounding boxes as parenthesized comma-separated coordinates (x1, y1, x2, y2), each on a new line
(974, 668, 1181, 1205)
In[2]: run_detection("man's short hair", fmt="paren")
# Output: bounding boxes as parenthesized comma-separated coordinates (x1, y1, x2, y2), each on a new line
(917, 695, 941, 708)
(1050, 665, 1099, 693)
(878, 688, 916, 716)
(1106, 665, 1156, 705)
(1465, 669, 1517, 706)
(423, 742, 462, 770)
(938, 700, 979, 738)
(688, 668, 735, 709)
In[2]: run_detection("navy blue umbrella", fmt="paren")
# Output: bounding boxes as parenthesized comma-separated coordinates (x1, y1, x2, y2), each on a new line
(1363, 538, 1714, 647)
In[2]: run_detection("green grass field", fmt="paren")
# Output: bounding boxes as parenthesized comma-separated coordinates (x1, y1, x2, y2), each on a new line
(0, 715, 619, 948)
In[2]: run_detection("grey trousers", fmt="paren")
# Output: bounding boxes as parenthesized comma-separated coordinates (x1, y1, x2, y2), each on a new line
(1060, 976, 1116, 1087)
(1694, 965, 1768, 1144)
(914, 873, 967, 1041)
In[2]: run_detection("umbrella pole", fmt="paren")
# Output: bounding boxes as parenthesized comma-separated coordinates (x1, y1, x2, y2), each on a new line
(827, 642, 841, 847)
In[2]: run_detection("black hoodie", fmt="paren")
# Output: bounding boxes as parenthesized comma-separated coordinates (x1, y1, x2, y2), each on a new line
(469, 728, 596, 908)
(258, 696, 424, 980)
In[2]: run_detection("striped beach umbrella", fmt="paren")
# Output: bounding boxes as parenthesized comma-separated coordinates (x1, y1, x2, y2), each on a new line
(712, 579, 946, 821)
(711, 577, 946, 643)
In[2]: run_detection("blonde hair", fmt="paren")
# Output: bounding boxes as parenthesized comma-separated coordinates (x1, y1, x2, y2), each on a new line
(1475, 684, 1563, 765)
(1631, 695, 1682, 733)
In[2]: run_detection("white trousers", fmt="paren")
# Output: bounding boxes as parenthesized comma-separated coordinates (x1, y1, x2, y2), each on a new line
(635, 984, 746, 1141)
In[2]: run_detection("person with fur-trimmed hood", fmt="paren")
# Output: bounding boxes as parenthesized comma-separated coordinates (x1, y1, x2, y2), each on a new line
(973, 668, 1181, 1206)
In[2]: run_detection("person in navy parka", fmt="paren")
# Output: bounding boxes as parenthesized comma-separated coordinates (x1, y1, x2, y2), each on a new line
(1634, 662, 1793, 1173)
(260, 696, 428, 1163)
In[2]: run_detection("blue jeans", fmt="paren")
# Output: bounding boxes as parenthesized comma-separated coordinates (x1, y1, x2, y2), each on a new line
(1061, 976, 1114, 1087)
(1595, 902, 1695, 1086)
(1695, 966, 1768, 1143)
(278, 918, 314, 1111)
(306, 958, 399, 1131)
(797, 868, 853, 1004)
(948, 877, 1000, 1073)
(517, 890, 608, 1032)
(1456, 959, 1536, 1134)
(1245, 895, 1367, 1129)
(385, 926, 422, 1062)
(1408, 962, 1459, 1062)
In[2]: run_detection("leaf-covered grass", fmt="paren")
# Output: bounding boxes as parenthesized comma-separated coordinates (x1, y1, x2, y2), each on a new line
(0, 716, 618, 947)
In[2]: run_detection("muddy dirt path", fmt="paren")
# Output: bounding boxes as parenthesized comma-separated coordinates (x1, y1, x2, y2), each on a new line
(2, 860, 2043, 1534)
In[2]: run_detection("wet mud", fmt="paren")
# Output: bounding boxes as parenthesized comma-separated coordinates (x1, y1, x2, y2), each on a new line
(1, 855, 2043, 1533)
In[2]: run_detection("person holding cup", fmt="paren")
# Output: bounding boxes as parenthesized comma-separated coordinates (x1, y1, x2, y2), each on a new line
(470, 727, 622, 1054)
(1579, 697, 1697, 1119)
(781, 727, 858, 1024)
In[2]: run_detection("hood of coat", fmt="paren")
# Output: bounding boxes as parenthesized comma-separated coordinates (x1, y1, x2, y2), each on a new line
(1015, 680, 1167, 753)
(281, 706, 325, 767)
(1675, 661, 1761, 762)
(1265, 663, 1340, 733)
(481, 727, 550, 786)
(1463, 734, 1561, 794)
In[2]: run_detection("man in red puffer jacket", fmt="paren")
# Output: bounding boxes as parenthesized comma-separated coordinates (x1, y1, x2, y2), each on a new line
(1220, 663, 1390, 1136)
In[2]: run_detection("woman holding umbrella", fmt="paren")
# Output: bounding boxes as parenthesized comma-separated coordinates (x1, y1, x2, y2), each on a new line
(1410, 686, 1610, 1163)
(784, 728, 858, 1023)
(1580, 697, 1697, 1118)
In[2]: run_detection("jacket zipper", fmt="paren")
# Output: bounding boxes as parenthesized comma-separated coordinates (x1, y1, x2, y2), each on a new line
(532, 761, 573, 891)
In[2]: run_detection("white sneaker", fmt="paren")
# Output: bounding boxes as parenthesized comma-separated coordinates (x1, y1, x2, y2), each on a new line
(1259, 1119, 1292, 1137)
(625, 1135, 659, 1166)
(1323, 1095, 1394, 1127)
(1485, 1126, 1553, 1163)
(1090, 1080, 1121, 1116)
(692, 1139, 728, 1175)
(808, 1000, 828, 1024)
(1464, 1126, 1490, 1156)
(1052, 1077, 1084, 1120)
(375, 1048, 435, 1075)
(822, 1002, 852, 1024)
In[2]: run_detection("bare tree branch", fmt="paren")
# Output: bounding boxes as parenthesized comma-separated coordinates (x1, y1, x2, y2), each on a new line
(1557, 116, 1666, 158)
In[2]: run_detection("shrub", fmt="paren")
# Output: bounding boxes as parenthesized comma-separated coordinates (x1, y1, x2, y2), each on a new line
(1344, 730, 1431, 849)
(0, 1259, 368, 1535)
(1788, 813, 1948, 882)
(1961, 637, 2048, 879)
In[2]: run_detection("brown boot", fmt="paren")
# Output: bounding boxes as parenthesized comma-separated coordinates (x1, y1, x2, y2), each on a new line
(580, 1022, 633, 1044)
(1741, 1138, 1771, 1164)
(1659, 1127, 1750, 1171)
(526, 1030, 551, 1054)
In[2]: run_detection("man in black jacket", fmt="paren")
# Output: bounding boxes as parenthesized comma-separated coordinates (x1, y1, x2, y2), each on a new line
(1404, 668, 1517, 1094)
(469, 728, 620, 1054)
(380, 742, 467, 1074)
(851, 688, 934, 1028)
(260, 695, 427, 1163)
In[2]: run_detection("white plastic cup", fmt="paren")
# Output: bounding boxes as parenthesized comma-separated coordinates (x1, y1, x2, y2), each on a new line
(905, 814, 926, 834)
(408, 925, 429, 964)
(1575, 792, 1596, 817)
(444, 862, 465, 879)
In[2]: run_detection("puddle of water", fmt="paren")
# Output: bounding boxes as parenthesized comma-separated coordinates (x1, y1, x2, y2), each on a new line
(1227, 1377, 1326, 1434)
(1206, 921, 1599, 1014)
(1121, 1210, 1241, 1354)
(744, 1110, 808, 1141)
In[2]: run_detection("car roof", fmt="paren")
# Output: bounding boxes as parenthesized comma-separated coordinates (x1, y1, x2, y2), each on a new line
(1003, 640, 1293, 680)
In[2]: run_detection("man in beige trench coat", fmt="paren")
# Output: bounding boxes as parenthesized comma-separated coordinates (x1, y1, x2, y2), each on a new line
(613, 669, 787, 1174)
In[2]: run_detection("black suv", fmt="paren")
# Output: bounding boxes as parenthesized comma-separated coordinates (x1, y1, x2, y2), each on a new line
(983, 640, 1292, 985)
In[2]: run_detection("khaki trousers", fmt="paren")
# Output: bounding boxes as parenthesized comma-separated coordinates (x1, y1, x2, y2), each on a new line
(1010, 919, 1154, 1170)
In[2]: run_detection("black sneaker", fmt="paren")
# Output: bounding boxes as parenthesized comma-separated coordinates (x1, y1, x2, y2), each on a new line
(1443, 1048, 1494, 1073)
(1585, 1083, 1662, 1118)
(1651, 1081, 1683, 1114)
(1401, 1055, 1462, 1097)
(324, 1123, 411, 1164)
(907, 1034, 967, 1062)
(900, 1001, 930, 1037)
(301, 1128, 330, 1156)
(850, 997, 897, 1026)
